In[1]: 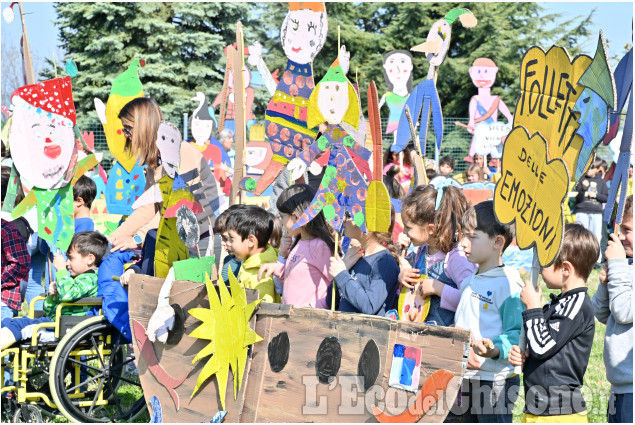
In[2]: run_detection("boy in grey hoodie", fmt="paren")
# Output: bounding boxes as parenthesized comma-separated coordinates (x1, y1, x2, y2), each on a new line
(593, 195, 633, 423)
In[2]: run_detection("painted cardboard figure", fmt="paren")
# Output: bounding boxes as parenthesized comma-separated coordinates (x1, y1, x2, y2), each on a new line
(241, 2, 341, 195)
(211, 58, 256, 133)
(379, 50, 413, 135)
(394, 8, 477, 156)
(290, 58, 369, 233)
(9, 77, 79, 251)
(466, 58, 513, 159)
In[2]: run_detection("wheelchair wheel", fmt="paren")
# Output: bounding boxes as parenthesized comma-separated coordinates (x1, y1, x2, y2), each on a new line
(13, 404, 42, 423)
(48, 316, 145, 423)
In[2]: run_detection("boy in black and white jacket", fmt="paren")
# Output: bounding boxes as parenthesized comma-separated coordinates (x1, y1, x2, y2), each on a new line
(509, 223, 599, 422)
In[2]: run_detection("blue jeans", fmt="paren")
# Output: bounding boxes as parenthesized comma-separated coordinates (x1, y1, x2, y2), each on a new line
(1, 305, 18, 320)
(445, 375, 520, 423)
(608, 392, 633, 423)
(20, 233, 49, 312)
(576, 212, 602, 264)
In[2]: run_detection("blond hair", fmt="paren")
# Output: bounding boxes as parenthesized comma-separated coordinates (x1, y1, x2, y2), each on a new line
(119, 97, 163, 175)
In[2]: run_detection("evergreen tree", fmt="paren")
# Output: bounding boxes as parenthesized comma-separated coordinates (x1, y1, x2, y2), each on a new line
(42, 2, 259, 127)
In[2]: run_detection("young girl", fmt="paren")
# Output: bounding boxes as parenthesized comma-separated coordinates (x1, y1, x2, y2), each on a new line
(383, 146, 414, 189)
(258, 184, 334, 309)
(327, 207, 400, 316)
(466, 163, 485, 182)
(399, 185, 476, 326)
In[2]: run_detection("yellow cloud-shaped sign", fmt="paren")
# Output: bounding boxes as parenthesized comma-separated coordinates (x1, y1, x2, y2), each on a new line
(513, 45, 591, 174)
(494, 127, 569, 267)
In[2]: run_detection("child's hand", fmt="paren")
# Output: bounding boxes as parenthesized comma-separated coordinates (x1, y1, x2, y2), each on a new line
(278, 234, 293, 259)
(605, 233, 626, 261)
(472, 337, 499, 359)
(329, 256, 346, 279)
(258, 262, 278, 281)
(418, 278, 443, 297)
(120, 268, 136, 286)
(508, 345, 528, 367)
(520, 281, 542, 309)
(48, 281, 57, 296)
(342, 245, 363, 270)
(466, 332, 482, 370)
(397, 233, 411, 251)
(599, 264, 608, 285)
(398, 267, 420, 289)
(52, 253, 67, 271)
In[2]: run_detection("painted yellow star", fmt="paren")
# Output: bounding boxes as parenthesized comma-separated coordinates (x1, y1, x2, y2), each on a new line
(188, 269, 262, 409)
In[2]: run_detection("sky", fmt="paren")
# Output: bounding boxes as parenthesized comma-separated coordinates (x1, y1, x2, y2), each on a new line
(1, 1, 633, 74)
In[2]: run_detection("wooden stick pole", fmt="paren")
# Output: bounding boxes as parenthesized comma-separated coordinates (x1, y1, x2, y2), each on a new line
(18, 2, 35, 84)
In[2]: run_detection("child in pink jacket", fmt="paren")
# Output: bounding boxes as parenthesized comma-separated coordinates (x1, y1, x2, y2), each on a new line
(259, 184, 335, 308)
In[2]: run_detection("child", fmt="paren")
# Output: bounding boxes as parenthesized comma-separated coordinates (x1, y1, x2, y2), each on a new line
(509, 223, 599, 422)
(449, 200, 523, 422)
(439, 155, 455, 175)
(466, 163, 485, 182)
(213, 204, 246, 284)
(1, 219, 31, 319)
(73, 175, 97, 232)
(326, 207, 400, 316)
(593, 195, 632, 423)
(399, 185, 476, 326)
(574, 158, 609, 267)
(259, 184, 334, 308)
(225, 205, 278, 303)
(473, 153, 494, 176)
(383, 146, 414, 189)
(1, 231, 107, 348)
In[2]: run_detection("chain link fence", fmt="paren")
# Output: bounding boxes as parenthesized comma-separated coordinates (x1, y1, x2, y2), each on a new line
(83, 116, 614, 176)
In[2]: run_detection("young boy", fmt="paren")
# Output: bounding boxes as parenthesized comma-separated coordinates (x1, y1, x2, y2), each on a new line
(213, 204, 246, 284)
(592, 195, 632, 423)
(1, 231, 108, 348)
(73, 175, 97, 232)
(509, 223, 599, 422)
(449, 200, 523, 422)
(225, 205, 278, 303)
(574, 158, 609, 267)
(439, 155, 455, 175)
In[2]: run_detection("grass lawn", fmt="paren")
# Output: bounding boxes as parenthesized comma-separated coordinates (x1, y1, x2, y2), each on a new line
(512, 269, 612, 423)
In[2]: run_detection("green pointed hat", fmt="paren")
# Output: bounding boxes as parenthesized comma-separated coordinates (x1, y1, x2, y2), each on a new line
(321, 58, 348, 83)
(111, 59, 145, 96)
(578, 31, 616, 109)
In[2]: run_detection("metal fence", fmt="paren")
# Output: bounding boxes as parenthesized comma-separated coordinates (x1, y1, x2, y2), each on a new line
(83, 116, 613, 175)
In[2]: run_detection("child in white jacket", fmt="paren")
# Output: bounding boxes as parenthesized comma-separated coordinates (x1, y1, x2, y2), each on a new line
(448, 201, 524, 423)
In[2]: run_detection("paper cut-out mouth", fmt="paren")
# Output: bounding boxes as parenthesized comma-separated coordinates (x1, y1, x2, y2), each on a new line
(292, 46, 302, 53)
(476, 80, 492, 86)
(44, 144, 62, 159)
(42, 164, 64, 179)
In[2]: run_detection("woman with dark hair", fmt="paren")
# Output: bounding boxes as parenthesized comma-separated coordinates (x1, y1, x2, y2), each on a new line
(379, 50, 414, 135)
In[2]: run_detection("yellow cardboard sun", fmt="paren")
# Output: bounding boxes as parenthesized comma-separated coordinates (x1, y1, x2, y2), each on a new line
(188, 270, 262, 409)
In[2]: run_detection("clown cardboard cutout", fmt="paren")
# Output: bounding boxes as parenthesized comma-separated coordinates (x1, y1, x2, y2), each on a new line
(9, 77, 79, 251)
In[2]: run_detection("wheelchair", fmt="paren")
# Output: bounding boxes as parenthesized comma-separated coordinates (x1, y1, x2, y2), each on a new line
(1, 294, 146, 423)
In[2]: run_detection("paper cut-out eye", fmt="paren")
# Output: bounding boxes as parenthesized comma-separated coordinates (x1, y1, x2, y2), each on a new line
(315, 336, 341, 384)
(268, 331, 290, 373)
(437, 27, 447, 41)
(307, 21, 317, 34)
(358, 339, 380, 391)
(291, 18, 299, 31)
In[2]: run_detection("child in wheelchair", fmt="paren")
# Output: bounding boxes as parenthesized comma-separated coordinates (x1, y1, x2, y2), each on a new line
(1, 231, 108, 349)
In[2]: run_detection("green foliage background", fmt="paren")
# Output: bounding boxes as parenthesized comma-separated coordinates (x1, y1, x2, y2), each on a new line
(41, 2, 601, 129)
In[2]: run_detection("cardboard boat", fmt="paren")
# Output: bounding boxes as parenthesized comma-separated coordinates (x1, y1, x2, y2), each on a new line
(128, 275, 470, 423)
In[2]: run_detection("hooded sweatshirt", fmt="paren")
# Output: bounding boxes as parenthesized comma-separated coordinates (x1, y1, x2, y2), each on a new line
(592, 258, 633, 394)
(236, 244, 279, 303)
(454, 265, 525, 381)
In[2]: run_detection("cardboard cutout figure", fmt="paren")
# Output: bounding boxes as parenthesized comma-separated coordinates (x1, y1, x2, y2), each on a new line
(394, 8, 477, 156)
(466, 58, 513, 158)
(9, 77, 77, 189)
(191, 92, 216, 146)
(241, 2, 330, 195)
(291, 58, 369, 233)
(379, 50, 413, 135)
(9, 77, 79, 251)
(212, 58, 255, 134)
(156, 121, 182, 179)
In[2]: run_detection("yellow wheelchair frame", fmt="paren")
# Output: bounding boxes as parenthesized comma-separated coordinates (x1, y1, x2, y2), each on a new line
(1, 295, 145, 423)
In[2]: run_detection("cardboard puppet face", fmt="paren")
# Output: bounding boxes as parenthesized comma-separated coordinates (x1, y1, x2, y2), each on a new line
(383, 51, 413, 93)
(281, 8, 327, 64)
(191, 118, 214, 145)
(424, 19, 452, 67)
(317, 81, 350, 124)
(9, 77, 77, 189)
(156, 122, 182, 178)
(469, 59, 498, 88)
